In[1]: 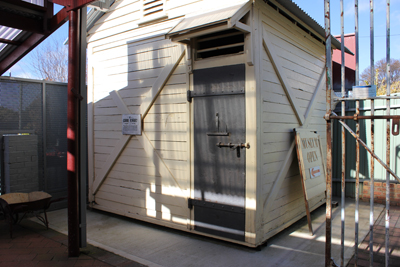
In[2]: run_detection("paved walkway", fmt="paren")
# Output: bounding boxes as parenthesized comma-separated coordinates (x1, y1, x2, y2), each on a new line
(43, 200, 385, 267)
(0, 218, 145, 267)
(1, 202, 399, 266)
(347, 205, 400, 267)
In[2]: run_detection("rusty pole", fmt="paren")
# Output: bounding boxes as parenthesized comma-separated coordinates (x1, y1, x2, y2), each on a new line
(369, 98, 375, 267)
(368, 2, 376, 265)
(385, 1, 391, 266)
(369, 6, 375, 265)
(67, 9, 80, 257)
(340, 1, 346, 265)
(355, 101, 360, 266)
(324, 1, 333, 266)
(355, 0, 359, 86)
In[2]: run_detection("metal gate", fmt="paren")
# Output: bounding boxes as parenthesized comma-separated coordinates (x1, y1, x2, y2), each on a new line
(324, 1, 399, 266)
(190, 64, 246, 241)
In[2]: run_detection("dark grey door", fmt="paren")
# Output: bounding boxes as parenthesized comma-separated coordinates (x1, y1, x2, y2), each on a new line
(192, 64, 246, 241)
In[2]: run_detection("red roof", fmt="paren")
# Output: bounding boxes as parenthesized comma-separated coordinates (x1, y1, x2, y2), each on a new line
(332, 33, 356, 70)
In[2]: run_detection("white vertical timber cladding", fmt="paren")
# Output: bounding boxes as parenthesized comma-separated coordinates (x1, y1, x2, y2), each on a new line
(262, 29, 305, 126)
(92, 44, 186, 194)
(258, 2, 326, 241)
(92, 90, 131, 194)
(140, 45, 185, 118)
(87, 43, 95, 203)
(262, 70, 326, 218)
(245, 2, 259, 245)
(90, 30, 189, 225)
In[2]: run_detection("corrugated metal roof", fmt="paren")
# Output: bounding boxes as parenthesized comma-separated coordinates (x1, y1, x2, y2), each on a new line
(0, 27, 21, 53)
(168, 2, 249, 35)
(0, 0, 44, 51)
(274, 0, 352, 54)
(0, 0, 46, 68)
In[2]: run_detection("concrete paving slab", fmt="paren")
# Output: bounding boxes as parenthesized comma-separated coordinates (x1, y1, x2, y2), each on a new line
(34, 199, 384, 267)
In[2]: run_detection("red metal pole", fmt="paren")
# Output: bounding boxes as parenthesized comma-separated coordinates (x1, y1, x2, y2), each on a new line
(67, 9, 80, 257)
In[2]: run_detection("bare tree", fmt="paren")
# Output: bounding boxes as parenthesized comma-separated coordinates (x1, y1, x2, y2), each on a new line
(361, 58, 400, 95)
(30, 37, 68, 83)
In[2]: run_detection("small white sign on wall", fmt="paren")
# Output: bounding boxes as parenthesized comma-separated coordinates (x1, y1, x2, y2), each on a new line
(122, 114, 141, 135)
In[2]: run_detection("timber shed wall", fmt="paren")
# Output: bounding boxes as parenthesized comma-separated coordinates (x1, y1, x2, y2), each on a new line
(87, 0, 194, 231)
(87, 0, 328, 247)
(256, 2, 327, 242)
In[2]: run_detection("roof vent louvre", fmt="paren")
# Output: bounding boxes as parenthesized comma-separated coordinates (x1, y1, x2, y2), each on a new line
(143, 0, 164, 17)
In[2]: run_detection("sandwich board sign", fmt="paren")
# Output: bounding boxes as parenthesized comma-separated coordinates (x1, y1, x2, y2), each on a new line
(294, 128, 326, 235)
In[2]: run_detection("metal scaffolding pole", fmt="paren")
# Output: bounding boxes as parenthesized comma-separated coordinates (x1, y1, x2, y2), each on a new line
(324, 1, 333, 266)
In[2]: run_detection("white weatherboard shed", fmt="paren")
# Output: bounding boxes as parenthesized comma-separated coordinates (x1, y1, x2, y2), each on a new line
(87, 0, 343, 247)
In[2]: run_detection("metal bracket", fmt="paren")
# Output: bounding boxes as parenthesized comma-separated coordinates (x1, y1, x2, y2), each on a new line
(188, 198, 193, 209)
(71, 88, 83, 101)
(392, 119, 399, 136)
(187, 90, 192, 103)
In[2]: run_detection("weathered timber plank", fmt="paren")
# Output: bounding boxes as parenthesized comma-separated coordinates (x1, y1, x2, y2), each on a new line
(95, 190, 187, 218)
(136, 132, 188, 198)
(262, 151, 291, 164)
(98, 185, 186, 211)
(141, 45, 185, 119)
(263, 112, 298, 124)
(94, 39, 174, 62)
(92, 135, 131, 194)
(262, 30, 305, 125)
(112, 163, 159, 177)
(144, 113, 187, 123)
(94, 130, 123, 139)
(93, 198, 189, 230)
(91, 18, 181, 57)
(95, 138, 120, 147)
(145, 131, 187, 142)
(260, 9, 325, 62)
(262, 101, 292, 114)
(143, 122, 187, 132)
(262, 141, 293, 154)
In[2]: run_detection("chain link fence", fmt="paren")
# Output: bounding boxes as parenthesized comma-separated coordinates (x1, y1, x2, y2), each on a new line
(0, 77, 67, 209)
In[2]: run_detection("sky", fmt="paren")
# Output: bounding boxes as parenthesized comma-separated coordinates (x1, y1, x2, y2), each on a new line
(293, 0, 400, 76)
(3, 0, 400, 80)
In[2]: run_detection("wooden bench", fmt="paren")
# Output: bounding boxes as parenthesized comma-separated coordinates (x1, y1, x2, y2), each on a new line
(0, 192, 62, 238)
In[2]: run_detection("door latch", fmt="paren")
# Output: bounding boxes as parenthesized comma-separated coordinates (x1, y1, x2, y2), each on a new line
(216, 142, 250, 158)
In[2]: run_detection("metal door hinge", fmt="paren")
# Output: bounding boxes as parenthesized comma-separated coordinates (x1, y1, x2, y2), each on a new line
(188, 198, 193, 209)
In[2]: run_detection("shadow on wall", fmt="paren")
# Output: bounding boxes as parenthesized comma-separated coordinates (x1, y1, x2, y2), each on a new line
(91, 37, 191, 226)
(90, 35, 251, 238)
